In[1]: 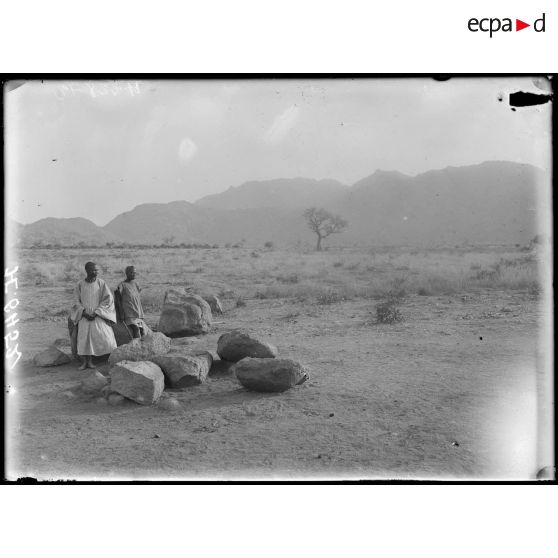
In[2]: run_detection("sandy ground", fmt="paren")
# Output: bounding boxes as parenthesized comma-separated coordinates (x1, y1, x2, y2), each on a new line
(5, 289, 550, 480)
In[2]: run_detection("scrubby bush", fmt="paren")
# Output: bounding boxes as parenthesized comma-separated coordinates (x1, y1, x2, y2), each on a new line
(276, 273, 299, 284)
(316, 289, 345, 305)
(375, 300, 403, 324)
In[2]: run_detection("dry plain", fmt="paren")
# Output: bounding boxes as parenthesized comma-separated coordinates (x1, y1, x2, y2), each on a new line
(5, 245, 551, 480)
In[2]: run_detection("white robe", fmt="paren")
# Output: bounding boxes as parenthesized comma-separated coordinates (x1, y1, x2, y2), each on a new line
(70, 278, 117, 356)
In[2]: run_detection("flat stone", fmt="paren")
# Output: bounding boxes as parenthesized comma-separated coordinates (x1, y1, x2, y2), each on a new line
(233, 358, 309, 393)
(217, 329, 278, 362)
(108, 332, 171, 365)
(110, 360, 165, 405)
(33, 346, 72, 367)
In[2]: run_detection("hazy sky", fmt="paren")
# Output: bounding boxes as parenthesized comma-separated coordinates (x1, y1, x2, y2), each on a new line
(5, 77, 552, 226)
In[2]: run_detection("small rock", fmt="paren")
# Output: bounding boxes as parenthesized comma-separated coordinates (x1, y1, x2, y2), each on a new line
(153, 434, 160, 439)
(158, 397, 182, 411)
(203, 294, 223, 315)
(33, 345, 72, 367)
(233, 357, 309, 393)
(110, 360, 165, 405)
(79, 370, 109, 395)
(107, 393, 126, 406)
(217, 329, 278, 362)
(329, 413, 335, 417)
(451, 441, 460, 447)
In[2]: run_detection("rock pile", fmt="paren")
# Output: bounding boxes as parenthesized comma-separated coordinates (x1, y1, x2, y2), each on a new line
(41, 310, 309, 406)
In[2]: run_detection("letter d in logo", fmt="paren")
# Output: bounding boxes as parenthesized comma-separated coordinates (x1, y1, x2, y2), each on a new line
(534, 13, 546, 32)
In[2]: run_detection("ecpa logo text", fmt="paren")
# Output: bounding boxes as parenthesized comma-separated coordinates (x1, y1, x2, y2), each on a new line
(468, 13, 545, 37)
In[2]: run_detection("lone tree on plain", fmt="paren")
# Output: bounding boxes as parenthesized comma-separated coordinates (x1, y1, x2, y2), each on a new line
(303, 207, 348, 251)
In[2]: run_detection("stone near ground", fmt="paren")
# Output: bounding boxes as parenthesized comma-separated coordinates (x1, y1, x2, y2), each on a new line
(202, 294, 223, 315)
(108, 332, 171, 365)
(158, 288, 212, 337)
(217, 330, 278, 362)
(158, 397, 182, 411)
(233, 358, 310, 393)
(150, 350, 213, 388)
(110, 360, 165, 405)
(33, 345, 72, 367)
(107, 393, 126, 406)
(79, 370, 109, 396)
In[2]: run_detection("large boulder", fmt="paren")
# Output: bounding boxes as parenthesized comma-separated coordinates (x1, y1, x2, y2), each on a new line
(33, 345, 72, 367)
(108, 332, 171, 365)
(217, 330, 278, 362)
(110, 360, 165, 405)
(158, 289, 212, 337)
(150, 350, 213, 388)
(234, 358, 310, 393)
(202, 294, 223, 315)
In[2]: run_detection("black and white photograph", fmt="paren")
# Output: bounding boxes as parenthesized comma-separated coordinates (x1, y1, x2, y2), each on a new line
(3, 77, 554, 481)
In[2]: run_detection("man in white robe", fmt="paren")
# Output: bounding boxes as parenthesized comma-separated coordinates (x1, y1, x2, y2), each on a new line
(70, 262, 117, 370)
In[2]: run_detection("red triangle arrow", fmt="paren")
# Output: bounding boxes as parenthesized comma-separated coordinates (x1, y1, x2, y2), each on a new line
(516, 19, 530, 31)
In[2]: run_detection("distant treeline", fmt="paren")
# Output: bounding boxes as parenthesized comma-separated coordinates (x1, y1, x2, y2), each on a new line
(20, 242, 228, 250)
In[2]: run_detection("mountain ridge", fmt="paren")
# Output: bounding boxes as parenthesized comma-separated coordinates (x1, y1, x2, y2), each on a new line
(13, 161, 546, 247)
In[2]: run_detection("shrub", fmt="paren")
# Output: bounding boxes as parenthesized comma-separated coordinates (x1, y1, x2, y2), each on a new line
(264, 241, 274, 249)
(375, 300, 403, 324)
(316, 289, 345, 305)
(276, 273, 299, 284)
(236, 297, 246, 307)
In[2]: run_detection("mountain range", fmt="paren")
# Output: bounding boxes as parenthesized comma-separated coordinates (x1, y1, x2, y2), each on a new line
(11, 161, 545, 248)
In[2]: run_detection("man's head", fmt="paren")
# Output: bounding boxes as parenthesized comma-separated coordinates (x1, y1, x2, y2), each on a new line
(125, 266, 136, 280)
(85, 262, 98, 279)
